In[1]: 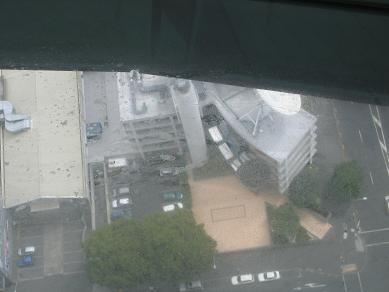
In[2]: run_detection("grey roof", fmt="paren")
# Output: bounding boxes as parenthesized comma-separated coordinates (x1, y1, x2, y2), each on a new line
(118, 73, 177, 121)
(207, 83, 316, 163)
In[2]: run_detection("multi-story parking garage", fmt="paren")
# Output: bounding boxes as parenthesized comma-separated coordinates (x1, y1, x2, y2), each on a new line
(116, 71, 317, 193)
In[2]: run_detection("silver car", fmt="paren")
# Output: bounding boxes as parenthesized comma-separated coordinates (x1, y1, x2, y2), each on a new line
(258, 271, 280, 282)
(179, 280, 203, 291)
(231, 274, 254, 285)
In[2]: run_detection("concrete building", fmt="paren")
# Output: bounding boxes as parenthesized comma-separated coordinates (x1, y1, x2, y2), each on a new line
(0, 70, 88, 209)
(203, 83, 317, 193)
(116, 71, 317, 192)
(117, 72, 207, 166)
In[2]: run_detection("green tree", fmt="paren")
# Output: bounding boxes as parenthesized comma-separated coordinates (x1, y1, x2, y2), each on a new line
(143, 211, 216, 284)
(328, 161, 362, 201)
(84, 220, 149, 289)
(84, 211, 216, 289)
(270, 203, 303, 244)
(237, 158, 276, 191)
(289, 166, 321, 210)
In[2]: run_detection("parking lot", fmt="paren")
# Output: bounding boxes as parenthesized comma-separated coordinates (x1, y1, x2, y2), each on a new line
(14, 206, 86, 286)
(91, 154, 188, 227)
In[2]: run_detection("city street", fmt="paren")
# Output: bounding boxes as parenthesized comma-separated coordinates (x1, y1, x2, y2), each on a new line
(327, 99, 389, 292)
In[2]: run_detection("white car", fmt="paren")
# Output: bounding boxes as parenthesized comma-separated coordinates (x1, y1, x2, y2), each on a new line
(231, 274, 254, 285)
(112, 197, 132, 208)
(18, 246, 35, 256)
(162, 202, 183, 212)
(258, 271, 280, 282)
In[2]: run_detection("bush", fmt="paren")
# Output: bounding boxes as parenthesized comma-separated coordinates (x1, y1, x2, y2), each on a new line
(237, 158, 276, 191)
(268, 203, 309, 245)
(296, 226, 310, 243)
(328, 161, 362, 202)
(289, 166, 321, 210)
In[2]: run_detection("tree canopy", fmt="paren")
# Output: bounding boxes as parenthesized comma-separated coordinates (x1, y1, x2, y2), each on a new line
(84, 211, 216, 289)
(328, 161, 362, 201)
(289, 166, 321, 210)
(237, 158, 275, 191)
(143, 212, 216, 283)
(269, 203, 302, 244)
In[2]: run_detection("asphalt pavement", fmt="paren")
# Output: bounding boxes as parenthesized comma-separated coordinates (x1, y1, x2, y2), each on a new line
(329, 99, 389, 292)
(13, 204, 89, 292)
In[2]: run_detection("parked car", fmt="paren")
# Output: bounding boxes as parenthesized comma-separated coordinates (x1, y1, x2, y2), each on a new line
(385, 195, 389, 214)
(17, 255, 33, 267)
(111, 208, 133, 221)
(112, 185, 132, 197)
(231, 274, 254, 285)
(111, 186, 134, 209)
(161, 191, 183, 203)
(18, 246, 35, 256)
(258, 271, 280, 282)
(162, 202, 183, 212)
(179, 280, 203, 291)
(159, 167, 179, 177)
(112, 196, 133, 209)
(86, 122, 103, 140)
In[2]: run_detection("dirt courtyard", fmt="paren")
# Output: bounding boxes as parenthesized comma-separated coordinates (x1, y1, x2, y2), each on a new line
(190, 175, 285, 252)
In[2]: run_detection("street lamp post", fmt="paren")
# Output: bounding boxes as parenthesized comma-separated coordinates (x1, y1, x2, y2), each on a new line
(213, 255, 216, 270)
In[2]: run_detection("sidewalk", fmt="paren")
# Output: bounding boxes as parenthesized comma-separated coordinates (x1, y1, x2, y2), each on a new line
(297, 208, 332, 240)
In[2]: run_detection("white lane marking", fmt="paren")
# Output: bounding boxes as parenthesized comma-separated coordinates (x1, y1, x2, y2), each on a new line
(358, 129, 364, 144)
(360, 227, 389, 234)
(357, 272, 364, 292)
(369, 104, 389, 176)
(304, 283, 327, 288)
(342, 274, 348, 292)
(366, 241, 389, 248)
(369, 171, 374, 185)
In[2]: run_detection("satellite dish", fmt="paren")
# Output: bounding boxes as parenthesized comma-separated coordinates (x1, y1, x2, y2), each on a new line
(256, 89, 301, 115)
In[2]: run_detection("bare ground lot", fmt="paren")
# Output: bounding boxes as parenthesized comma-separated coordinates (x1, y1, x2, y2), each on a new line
(190, 175, 332, 252)
(190, 175, 285, 252)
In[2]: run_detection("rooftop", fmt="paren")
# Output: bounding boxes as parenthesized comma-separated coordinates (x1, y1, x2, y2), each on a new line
(207, 83, 316, 163)
(0, 70, 85, 208)
(117, 73, 177, 122)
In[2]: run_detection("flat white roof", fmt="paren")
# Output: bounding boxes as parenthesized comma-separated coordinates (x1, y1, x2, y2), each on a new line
(1, 70, 85, 208)
(207, 83, 316, 163)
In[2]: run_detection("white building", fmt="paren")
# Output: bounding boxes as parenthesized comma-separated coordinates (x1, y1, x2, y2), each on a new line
(203, 82, 317, 193)
(0, 70, 87, 210)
